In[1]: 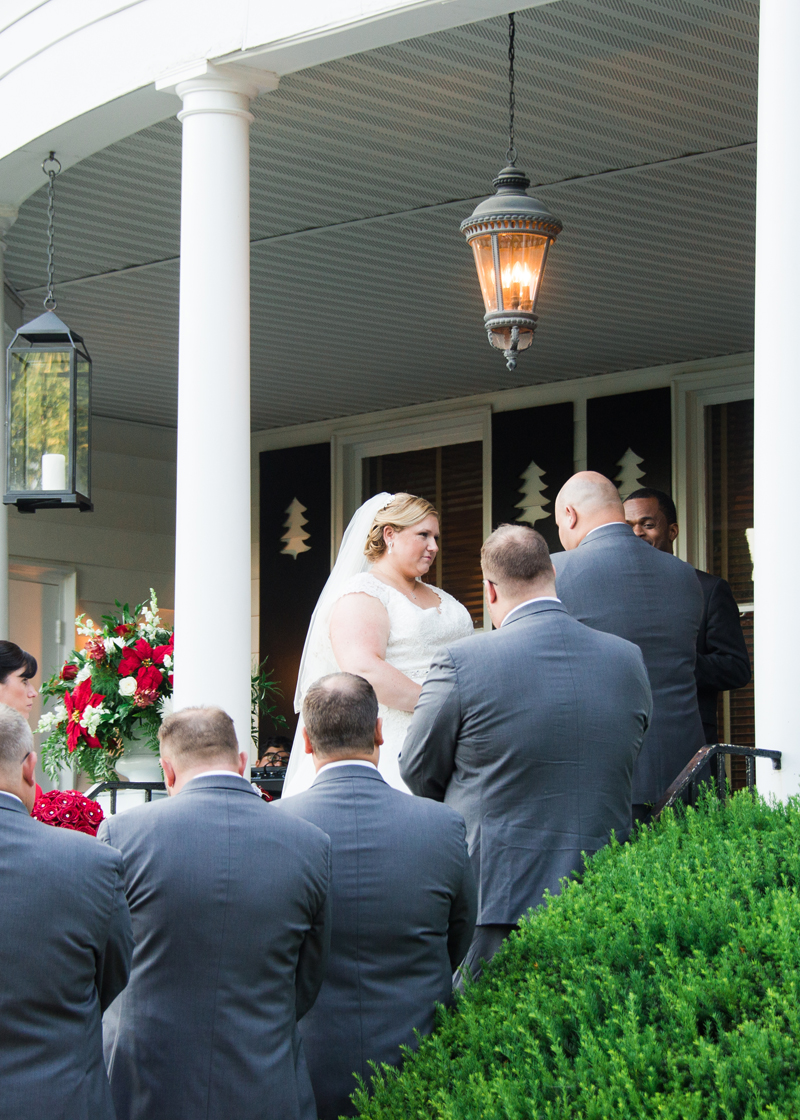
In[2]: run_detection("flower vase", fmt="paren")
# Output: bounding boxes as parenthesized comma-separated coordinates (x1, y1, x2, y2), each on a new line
(116, 738, 163, 783)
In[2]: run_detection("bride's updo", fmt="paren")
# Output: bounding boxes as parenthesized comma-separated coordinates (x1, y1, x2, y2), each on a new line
(364, 493, 439, 561)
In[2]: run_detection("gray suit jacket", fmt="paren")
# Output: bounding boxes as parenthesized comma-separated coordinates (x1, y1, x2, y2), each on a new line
(0, 792, 132, 1120)
(276, 764, 476, 1120)
(552, 523, 705, 802)
(98, 773, 331, 1120)
(400, 600, 651, 926)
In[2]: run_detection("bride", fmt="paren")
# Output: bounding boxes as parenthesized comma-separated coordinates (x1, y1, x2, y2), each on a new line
(282, 491, 475, 795)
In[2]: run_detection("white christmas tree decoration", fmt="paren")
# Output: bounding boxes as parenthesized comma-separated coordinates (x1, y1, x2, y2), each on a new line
(280, 498, 311, 559)
(515, 460, 550, 524)
(615, 448, 645, 500)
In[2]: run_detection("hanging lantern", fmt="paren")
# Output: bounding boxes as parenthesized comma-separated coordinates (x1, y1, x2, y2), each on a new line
(4, 154, 92, 513)
(461, 14, 562, 370)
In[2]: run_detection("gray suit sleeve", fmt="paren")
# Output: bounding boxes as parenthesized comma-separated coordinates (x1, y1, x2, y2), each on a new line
(447, 829, 477, 970)
(295, 840, 332, 1021)
(95, 849, 134, 1013)
(400, 648, 462, 801)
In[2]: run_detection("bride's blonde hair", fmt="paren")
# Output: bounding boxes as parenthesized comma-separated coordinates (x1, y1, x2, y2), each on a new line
(364, 492, 439, 561)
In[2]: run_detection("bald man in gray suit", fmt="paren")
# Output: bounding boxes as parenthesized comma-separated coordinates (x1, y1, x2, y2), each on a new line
(401, 526, 651, 977)
(99, 707, 331, 1120)
(277, 673, 476, 1119)
(552, 472, 705, 818)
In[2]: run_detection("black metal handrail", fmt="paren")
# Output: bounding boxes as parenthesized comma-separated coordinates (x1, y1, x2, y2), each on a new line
(86, 780, 166, 814)
(652, 744, 782, 819)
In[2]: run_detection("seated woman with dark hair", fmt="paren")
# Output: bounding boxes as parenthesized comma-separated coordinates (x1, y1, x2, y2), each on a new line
(0, 641, 38, 718)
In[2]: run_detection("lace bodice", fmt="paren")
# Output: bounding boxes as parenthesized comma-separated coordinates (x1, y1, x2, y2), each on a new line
(336, 572, 475, 679)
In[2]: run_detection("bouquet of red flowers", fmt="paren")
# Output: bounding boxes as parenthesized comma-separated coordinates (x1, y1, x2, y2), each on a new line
(32, 790, 105, 836)
(36, 591, 173, 784)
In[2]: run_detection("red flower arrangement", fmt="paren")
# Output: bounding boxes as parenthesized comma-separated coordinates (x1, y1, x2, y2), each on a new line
(32, 790, 105, 836)
(64, 677, 107, 751)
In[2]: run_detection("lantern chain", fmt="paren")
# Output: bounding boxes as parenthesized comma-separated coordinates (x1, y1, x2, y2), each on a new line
(41, 151, 62, 312)
(506, 13, 517, 166)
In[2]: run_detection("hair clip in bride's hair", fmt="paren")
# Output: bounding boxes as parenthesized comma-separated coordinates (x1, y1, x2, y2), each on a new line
(380, 494, 396, 511)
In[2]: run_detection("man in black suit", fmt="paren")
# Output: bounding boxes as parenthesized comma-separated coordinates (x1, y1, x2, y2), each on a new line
(0, 704, 133, 1120)
(624, 487, 751, 743)
(277, 673, 476, 1119)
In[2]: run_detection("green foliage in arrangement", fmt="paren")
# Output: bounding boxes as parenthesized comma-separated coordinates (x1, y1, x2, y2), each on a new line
(354, 791, 800, 1120)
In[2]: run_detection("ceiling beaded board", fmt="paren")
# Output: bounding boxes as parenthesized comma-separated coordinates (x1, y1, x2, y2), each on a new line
(5, 0, 757, 430)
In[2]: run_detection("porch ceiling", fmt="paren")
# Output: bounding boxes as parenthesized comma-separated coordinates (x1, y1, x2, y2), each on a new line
(5, 0, 757, 431)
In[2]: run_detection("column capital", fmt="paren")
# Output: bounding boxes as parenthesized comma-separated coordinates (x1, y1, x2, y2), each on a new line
(156, 61, 279, 121)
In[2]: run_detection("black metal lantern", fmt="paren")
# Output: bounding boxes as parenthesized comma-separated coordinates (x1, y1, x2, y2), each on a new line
(461, 15, 562, 370)
(4, 154, 92, 512)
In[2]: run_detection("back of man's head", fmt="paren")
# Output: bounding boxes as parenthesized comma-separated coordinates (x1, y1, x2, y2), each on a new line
(303, 673, 378, 759)
(481, 524, 553, 593)
(158, 707, 239, 770)
(555, 471, 625, 548)
(0, 703, 32, 777)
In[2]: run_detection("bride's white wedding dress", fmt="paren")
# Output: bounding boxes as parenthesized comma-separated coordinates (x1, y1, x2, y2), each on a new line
(282, 492, 475, 798)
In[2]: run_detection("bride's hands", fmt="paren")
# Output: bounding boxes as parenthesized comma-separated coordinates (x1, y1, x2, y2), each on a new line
(330, 593, 423, 712)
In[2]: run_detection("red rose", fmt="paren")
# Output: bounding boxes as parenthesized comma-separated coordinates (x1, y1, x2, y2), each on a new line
(32, 790, 104, 836)
(61, 663, 78, 681)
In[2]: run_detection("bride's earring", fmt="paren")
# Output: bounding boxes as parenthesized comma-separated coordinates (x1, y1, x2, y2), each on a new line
(388, 541, 394, 553)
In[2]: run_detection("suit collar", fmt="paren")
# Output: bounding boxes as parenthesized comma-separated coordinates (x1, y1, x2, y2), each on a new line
(578, 522, 635, 546)
(312, 763, 386, 786)
(501, 598, 568, 627)
(179, 772, 259, 796)
(0, 790, 30, 816)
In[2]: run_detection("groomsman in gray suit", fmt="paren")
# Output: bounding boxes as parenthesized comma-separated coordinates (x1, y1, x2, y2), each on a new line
(0, 705, 132, 1120)
(552, 472, 705, 818)
(277, 673, 476, 1120)
(99, 707, 331, 1120)
(401, 526, 651, 978)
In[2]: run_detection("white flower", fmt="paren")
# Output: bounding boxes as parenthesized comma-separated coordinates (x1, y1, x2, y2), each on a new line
(76, 665, 93, 683)
(36, 702, 67, 735)
(163, 653, 172, 670)
(157, 695, 173, 720)
(118, 677, 137, 698)
(104, 636, 124, 655)
(80, 703, 108, 737)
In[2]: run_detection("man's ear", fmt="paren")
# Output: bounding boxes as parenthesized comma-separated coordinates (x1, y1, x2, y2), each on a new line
(160, 756, 176, 793)
(237, 751, 249, 777)
(668, 523, 679, 543)
(374, 716, 384, 749)
(21, 751, 37, 790)
(484, 578, 499, 606)
(566, 504, 579, 530)
(302, 726, 314, 756)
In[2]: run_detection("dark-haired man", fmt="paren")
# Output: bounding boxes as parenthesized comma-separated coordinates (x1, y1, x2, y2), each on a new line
(401, 524, 651, 978)
(277, 673, 476, 1119)
(100, 706, 331, 1120)
(624, 487, 751, 743)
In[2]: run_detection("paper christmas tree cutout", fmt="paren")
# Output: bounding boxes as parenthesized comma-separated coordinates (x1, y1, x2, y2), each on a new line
(615, 448, 645, 500)
(280, 498, 311, 559)
(515, 460, 550, 524)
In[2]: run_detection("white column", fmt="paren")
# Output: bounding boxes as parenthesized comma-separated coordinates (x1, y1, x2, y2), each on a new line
(0, 206, 17, 642)
(159, 63, 278, 754)
(753, 0, 800, 801)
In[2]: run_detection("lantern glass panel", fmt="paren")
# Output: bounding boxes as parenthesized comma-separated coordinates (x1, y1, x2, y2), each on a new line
(76, 357, 90, 497)
(469, 235, 500, 312)
(496, 232, 548, 312)
(8, 349, 71, 493)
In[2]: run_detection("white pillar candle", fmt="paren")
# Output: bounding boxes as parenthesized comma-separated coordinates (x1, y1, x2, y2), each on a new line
(41, 453, 66, 491)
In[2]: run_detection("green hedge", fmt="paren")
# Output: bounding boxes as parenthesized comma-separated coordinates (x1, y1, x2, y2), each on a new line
(354, 792, 800, 1119)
